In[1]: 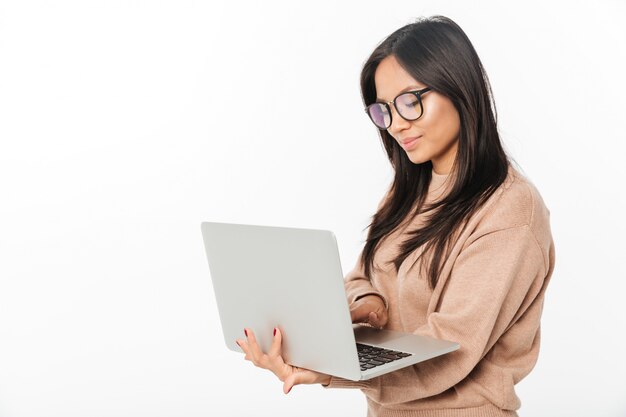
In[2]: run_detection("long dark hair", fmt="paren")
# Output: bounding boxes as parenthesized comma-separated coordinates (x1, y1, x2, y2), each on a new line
(360, 15, 510, 289)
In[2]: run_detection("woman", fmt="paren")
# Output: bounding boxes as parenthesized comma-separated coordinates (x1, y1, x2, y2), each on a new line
(235, 15, 555, 417)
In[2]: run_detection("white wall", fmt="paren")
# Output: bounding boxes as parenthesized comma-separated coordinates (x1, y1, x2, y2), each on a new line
(1, 1, 625, 416)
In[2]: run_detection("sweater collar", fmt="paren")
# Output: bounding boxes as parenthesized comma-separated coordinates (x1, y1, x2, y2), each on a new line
(429, 168, 450, 188)
(428, 169, 452, 201)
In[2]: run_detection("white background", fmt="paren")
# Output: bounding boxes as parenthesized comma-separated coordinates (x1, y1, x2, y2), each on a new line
(1, 1, 625, 416)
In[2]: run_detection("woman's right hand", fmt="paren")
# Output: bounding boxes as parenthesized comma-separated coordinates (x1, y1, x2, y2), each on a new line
(349, 294, 388, 329)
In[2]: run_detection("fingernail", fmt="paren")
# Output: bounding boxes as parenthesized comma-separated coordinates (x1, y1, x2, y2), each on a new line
(273, 328, 276, 336)
(244, 328, 248, 337)
(236, 340, 240, 347)
(287, 386, 292, 394)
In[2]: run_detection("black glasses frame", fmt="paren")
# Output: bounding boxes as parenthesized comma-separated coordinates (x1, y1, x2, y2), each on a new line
(364, 87, 432, 130)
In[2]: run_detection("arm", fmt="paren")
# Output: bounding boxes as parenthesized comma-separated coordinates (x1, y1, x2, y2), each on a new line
(344, 251, 389, 310)
(325, 225, 550, 398)
(343, 189, 392, 310)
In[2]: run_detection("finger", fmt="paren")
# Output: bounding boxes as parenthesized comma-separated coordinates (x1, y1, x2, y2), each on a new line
(268, 327, 294, 381)
(235, 339, 244, 352)
(349, 299, 360, 319)
(244, 328, 262, 362)
(349, 305, 359, 322)
(236, 339, 253, 361)
(268, 326, 282, 357)
(349, 303, 370, 324)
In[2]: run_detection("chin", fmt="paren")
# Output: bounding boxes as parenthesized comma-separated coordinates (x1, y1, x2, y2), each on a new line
(406, 152, 428, 165)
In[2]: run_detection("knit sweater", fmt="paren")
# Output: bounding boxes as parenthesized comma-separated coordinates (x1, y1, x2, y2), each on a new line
(323, 164, 556, 417)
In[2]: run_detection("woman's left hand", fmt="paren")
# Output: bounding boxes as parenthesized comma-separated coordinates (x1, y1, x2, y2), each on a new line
(235, 327, 332, 394)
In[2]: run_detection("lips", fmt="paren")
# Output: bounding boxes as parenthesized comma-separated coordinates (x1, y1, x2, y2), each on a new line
(401, 136, 422, 145)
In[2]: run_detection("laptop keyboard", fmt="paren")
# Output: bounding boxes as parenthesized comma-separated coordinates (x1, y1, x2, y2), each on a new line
(356, 343, 412, 371)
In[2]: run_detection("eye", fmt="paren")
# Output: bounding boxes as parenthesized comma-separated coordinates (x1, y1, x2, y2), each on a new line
(397, 93, 419, 108)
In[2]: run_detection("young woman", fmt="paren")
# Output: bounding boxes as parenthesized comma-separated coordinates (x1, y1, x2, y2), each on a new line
(235, 15, 555, 417)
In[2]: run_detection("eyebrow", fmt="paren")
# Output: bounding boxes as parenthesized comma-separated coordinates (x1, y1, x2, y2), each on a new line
(376, 85, 424, 102)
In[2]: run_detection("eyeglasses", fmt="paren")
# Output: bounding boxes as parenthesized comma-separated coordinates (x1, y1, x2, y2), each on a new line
(364, 87, 431, 130)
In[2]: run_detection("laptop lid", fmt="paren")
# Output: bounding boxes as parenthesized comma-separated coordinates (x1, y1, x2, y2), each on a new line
(201, 221, 362, 380)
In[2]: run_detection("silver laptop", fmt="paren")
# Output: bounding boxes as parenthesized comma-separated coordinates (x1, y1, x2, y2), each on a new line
(201, 221, 459, 381)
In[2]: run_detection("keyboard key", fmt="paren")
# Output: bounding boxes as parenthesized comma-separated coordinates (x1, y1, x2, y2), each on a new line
(356, 343, 413, 371)
(380, 354, 401, 360)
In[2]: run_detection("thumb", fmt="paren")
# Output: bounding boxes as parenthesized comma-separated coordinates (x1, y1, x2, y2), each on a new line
(369, 310, 388, 328)
(368, 311, 383, 329)
(283, 368, 315, 394)
(283, 373, 298, 394)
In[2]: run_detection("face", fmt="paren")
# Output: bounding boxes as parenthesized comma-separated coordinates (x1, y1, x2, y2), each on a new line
(373, 55, 460, 174)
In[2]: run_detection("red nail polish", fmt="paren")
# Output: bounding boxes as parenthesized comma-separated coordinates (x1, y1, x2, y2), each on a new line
(273, 328, 276, 336)
(244, 328, 248, 337)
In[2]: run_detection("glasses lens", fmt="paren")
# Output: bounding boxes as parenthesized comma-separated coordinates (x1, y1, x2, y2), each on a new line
(396, 93, 422, 120)
(367, 103, 390, 129)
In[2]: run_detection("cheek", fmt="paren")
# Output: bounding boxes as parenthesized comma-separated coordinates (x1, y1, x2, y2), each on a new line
(422, 100, 460, 143)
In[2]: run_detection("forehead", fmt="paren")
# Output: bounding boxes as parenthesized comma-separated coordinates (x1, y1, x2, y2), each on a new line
(374, 55, 426, 101)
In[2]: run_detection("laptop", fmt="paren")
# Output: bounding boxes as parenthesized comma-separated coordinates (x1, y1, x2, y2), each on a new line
(201, 221, 460, 381)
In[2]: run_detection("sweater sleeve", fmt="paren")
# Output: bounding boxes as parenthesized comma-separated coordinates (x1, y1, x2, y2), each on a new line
(342, 191, 392, 309)
(343, 250, 389, 310)
(324, 224, 547, 398)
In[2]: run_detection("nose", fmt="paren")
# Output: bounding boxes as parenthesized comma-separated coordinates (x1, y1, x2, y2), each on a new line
(388, 103, 411, 133)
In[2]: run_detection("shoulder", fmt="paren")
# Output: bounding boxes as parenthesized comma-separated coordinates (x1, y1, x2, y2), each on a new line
(470, 164, 553, 251)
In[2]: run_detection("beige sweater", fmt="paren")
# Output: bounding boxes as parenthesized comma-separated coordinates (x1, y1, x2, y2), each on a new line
(323, 164, 556, 417)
